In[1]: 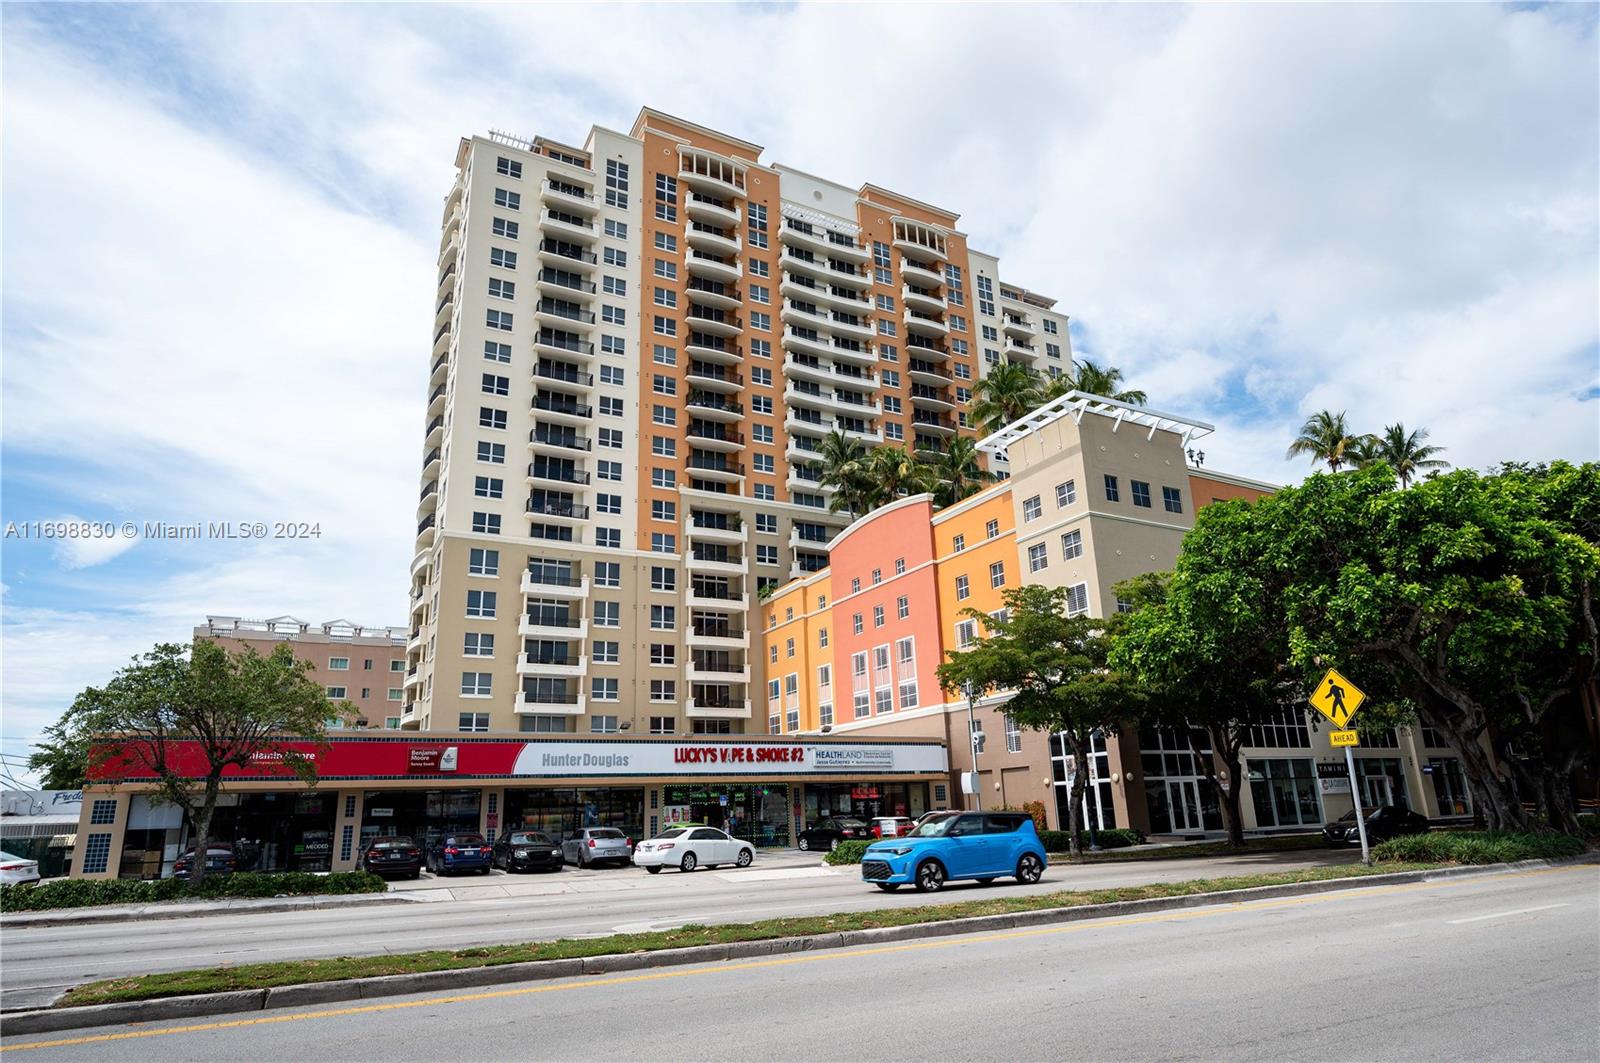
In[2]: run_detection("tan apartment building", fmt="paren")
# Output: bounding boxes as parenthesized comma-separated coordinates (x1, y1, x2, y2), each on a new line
(404, 107, 1070, 741)
(195, 616, 409, 729)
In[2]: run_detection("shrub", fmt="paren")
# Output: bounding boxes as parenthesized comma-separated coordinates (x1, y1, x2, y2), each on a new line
(998, 802, 1049, 834)
(1372, 831, 1587, 866)
(0, 870, 387, 913)
(1578, 813, 1600, 836)
(824, 840, 875, 866)
(1039, 827, 1146, 852)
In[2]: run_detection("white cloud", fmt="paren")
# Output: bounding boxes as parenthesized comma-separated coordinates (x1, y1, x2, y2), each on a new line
(46, 517, 140, 570)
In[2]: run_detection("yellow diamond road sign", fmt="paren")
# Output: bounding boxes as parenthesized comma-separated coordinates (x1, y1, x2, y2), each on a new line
(1309, 668, 1366, 728)
(1329, 729, 1360, 748)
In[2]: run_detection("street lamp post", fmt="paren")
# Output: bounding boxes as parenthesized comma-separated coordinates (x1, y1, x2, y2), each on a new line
(964, 682, 983, 812)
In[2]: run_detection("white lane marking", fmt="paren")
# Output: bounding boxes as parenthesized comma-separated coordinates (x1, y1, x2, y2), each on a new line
(1446, 903, 1568, 924)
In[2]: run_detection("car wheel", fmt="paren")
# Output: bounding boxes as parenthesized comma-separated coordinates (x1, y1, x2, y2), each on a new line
(408, 870, 420, 880)
(680, 851, 698, 873)
(797, 836, 810, 852)
(480, 866, 491, 876)
(915, 860, 946, 893)
(876, 883, 901, 892)
(1015, 853, 1043, 885)
(646, 865, 662, 874)
(735, 848, 753, 868)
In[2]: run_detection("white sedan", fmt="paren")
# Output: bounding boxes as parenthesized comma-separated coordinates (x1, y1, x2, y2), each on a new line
(632, 827, 753, 873)
(0, 851, 41, 886)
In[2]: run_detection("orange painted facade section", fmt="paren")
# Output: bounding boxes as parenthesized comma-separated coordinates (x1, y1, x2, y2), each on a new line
(1189, 473, 1274, 508)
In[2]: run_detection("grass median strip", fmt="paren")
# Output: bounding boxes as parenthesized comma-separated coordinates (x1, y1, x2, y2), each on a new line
(59, 860, 1447, 1009)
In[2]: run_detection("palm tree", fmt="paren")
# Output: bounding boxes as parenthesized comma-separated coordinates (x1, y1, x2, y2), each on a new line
(1070, 359, 1147, 405)
(1286, 410, 1359, 472)
(816, 430, 872, 518)
(1346, 433, 1383, 469)
(1370, 422, 1449, 487)
(863, 445, 929, 506)
(1040, 371, 1076, 402)
(920, 436, 991, 508)
(970, 361, 1044, 435)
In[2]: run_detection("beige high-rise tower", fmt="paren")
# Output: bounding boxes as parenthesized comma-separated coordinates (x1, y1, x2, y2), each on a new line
(404, 108, 1072, 737)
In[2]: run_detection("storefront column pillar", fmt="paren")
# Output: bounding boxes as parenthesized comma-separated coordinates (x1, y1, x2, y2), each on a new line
(70, 791, 131, 879)
(481, 787, 505, 842)
(332, 790, 364, 873)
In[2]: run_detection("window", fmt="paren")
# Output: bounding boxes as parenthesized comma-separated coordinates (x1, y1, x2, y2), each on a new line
(1023, 495, 1042, 522)
(483, 340, 512, 365)
(468, 547, 499, 575)
(1061, 529, 1083, 560)
(752, 396, 773, 415)
(1131, 480, 1152, 508)
(463, 632, 494, 657)
(1065, 583, 1090, 616)
(593, 641, 620, 665)
(459, 712, 490, 733)
(473, 476, 503, 499)
(651, 499, 676, 522)
(604, 218, 628, 239)
(650, 680, 676, 703)
(604, 159, 629, 208)
(594, 494, 621, 516)
(1028, 542, 1048, 572)
(591, 678, 619, 702)
(603, 247, 627, 268)
(391, 660, 406, 672)
(594, 601, 620, 628)
(460, 672, 493, 697)
(652, 532, 676, 553)
(601, 426, 626, 446)
(1005, 715, 1022, 754)
(328, 657, 350, 671)
(756, 544, 779, 565)
(1055, 480, 1077, 507)
(873, 605, 885, 628)
(489, 247, 517, 270)
(985, 519, 1000, 539)
(852, 612, 864, 635)
(594, 561, 620, 587)
(466, 589, 496, 618)
(482, 373, 510, 397)
(598, 460, 622, 481)
(650, 643, 676, 666)
(470, 512, 501, 535)
(654, 232, 677, 252)
(750, 311, 771, 332)
(494, 187, 520, 210)
(955, 574, 970, 601)
(492, 217, 519, 239)
(477, 442, 505, 464)
(952, 534, 966, 553)
(1162, 486, 1184, 513)
(487, 277, 514, 300)
(485, 309, 513, 332)
(496, 156, 522, 178)
(650, 605, 676, 630)
(649, 716, 676, 735)
(894, 557, 906, 575)
(818, 627, 829, 648)
(595, 527, 620, 548)
(602, 305, 626, 325)
(388, 689, 403, 701)
(479, 407, 507, 430)
(650, 566, 676, 592)
(1104, 475, 1120, 502)
(990, 561, 1006, 588)
(601, 396, 625, 417)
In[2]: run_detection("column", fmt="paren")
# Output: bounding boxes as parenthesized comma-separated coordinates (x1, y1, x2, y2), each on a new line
(332, 789, 365, 872)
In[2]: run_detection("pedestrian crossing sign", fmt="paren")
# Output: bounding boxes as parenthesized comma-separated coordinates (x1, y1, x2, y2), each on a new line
(1308, 668, 1366, 728)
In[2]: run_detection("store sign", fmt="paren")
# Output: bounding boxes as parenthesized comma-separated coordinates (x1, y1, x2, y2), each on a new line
(510, 740, 947, 778)
(408, 747, 459, 774)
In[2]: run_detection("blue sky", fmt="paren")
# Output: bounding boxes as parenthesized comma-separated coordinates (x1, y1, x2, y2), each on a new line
(2, 3, 1597, 779)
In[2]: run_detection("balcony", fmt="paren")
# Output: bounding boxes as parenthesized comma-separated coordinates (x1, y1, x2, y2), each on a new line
(904, 310, 949, 337)
(516, 653, 587, 678)
(522, 569, 590, 597)
(686, 697, 753, 720)
(786, 465, 830, 495)
(678, 156, 746, 199)
(686, 391, 743, 422)
(429, 351, 449, 387)
(686, 249, 742, 283)
(687, 547, 745, 576)
(687, 585, 750, 611)
(426, 383, 447, 416)
(1003, 337, 1039, 362)
(543, 209, 596, 243)
(686, 278, 741, 310)
(1003, 314, 1036, 339)
(424, 415, 444, 447)
(519, 612, 589, 639)
(526, 496, 591, 522)
(533, 361, 594, 389)
(686, 454, 745, 483)
(783, 355, 878, 390)
(529, 428, 592, 456)
(912, 413, 957, 436)
(686, 424, 743, 452)
(825, 340, 878, 369)
(839, 421, 885, 445)
(421, 446, 442, 477)
(788, 525, 837, 550)
(415, 513, 436, 547)
(534, 331, 595, 360)
(687, 516, 747, 544)
(902, 284, 947, 313)
(531, 393, 594, 425)
(538, 239, 599, 272)
(527, 462, 591, 487)
(685, 307, 744, 338)
(686, 364, 744, 393)
(827, 312, 875, 342)
(686, 622, 748, 649)
(909, 383, 957, 411)
(686, 222, 741, 257)
(684, 335, 742, 366)
(781, 327, 835, 361)
(535, 300, 597, 331)
(780, 275, 872, 313)
(906, 340, 950, 364)
(688, 658, 751, 685)
(783, 409, 831, 439)
(685, 192, 741, 226)
(536, 268, 597, 299)
(908, 358, 954, 386)
(783, 248, 872, 290)
(515, 690, 586, 716)
(899, 259, 944, 288)
(541, 179, 598, 213)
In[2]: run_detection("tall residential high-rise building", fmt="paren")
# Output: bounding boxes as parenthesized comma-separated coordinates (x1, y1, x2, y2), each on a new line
(404, 108, 1072, 736)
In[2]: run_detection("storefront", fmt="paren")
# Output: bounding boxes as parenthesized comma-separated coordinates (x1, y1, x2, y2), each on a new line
(75, 733, 949, 877)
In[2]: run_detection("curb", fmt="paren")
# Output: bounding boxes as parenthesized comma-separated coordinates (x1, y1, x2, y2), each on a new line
(6, 853, 1595, 1036)
(0, 893, 419, 930)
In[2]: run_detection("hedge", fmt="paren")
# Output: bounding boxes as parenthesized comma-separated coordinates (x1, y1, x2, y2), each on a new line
(824, 840, 875, 865)
(1039, 828, 1146, 852)
(0, 871, 388, 913)
(1372, 831, 1587, 866)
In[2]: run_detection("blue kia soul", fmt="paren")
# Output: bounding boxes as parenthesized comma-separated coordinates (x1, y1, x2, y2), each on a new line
(862, 811, 1047, 892)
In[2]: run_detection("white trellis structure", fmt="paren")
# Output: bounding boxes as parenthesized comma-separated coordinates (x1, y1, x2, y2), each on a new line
(976, 390, 1215, 460)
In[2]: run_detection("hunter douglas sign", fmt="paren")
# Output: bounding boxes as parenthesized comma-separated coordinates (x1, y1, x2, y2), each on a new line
(89, 736, 948, 781)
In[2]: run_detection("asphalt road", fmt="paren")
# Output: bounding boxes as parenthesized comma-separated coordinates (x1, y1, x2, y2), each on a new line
(4, 864, 1595, 1061)
(0, 849, 1360, 1001)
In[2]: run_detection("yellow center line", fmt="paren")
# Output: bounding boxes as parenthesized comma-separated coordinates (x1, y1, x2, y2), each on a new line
(5, 863, 1593, 1054)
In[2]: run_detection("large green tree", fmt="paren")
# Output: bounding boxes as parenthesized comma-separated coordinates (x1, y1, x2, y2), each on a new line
(816, 430, 873, 519)
(863, 445, 929, 505)
(970, 361, 1044, 436)
(919, 436, 992, 508)
(937, 586, 1144, 855)
(68, 640, 348, 882)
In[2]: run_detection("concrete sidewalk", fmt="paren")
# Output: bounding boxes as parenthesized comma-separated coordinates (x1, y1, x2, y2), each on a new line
(0, 891, 420, 930)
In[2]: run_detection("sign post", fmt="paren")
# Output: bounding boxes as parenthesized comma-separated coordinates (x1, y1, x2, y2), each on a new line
(1308, 668, 1372, 866)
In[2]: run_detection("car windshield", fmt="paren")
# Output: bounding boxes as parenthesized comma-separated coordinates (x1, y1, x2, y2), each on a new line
(447, 835, 486, 846)
(371, 838, 415, 849)
(588, 829, 626, 839)
(656, 828, 688, 839)
(510, 833, 550, 845)
(835, 819, 867, 829)
(907, 813, 960, 838)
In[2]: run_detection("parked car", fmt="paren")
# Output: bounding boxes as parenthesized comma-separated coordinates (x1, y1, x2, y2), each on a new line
(561, 827, 632, 868)
(1323, 805, 1431, 847)
(633, 826, 754, 873)
(861, 811, 1047, 893)
(795, 817, 870, 852)
(0, 851, 41, 886)
(428, 832, 493, 875)
(493, 831, 564, 873)
(869, 816, 915, 839)
(173, 843, 239, 879)
(360, 836, 423, 879)
(912, 809, 951, 829)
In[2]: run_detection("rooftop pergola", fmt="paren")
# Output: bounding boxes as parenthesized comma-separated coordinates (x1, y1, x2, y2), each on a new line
(976, 391, 1216, 458)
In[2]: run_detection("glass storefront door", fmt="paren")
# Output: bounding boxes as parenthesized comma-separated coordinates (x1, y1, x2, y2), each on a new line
(202, 792, 337, 873)
(1354, 758, 1408, 810)
(662, 783, 791, 846)
(360, 789, 482, 854)
(1427, 758, 1472, 818)
(803, 783, 929, 827)
(1249, 758, 1324, 828)
(502, 788, 644, 844)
